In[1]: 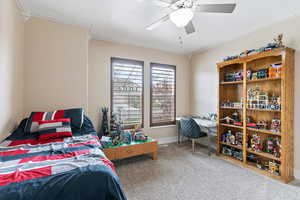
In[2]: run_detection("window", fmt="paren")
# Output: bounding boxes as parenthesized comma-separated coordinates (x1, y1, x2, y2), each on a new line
(111, 57, 144, 128)
(150, 63, 176, 127)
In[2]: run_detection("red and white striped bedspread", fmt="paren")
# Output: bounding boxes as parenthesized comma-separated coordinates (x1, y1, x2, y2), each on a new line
(0, 135, 115, 187)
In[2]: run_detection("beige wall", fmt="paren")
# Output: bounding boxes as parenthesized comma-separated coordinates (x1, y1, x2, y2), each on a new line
(89, 40, 191, 140)
(24, 18, 89, 115)
(23, 18, 190, 140)
(0, 0, 24, 140)
(190, 15, 300, 171)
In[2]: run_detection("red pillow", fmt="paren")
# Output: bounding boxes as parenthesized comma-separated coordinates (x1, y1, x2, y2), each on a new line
(38, 118, 72, 140)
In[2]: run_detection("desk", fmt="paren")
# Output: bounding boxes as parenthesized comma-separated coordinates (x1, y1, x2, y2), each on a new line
(176, 117, 217, 155)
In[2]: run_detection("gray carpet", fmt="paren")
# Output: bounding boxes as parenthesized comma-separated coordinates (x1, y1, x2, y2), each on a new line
(114, 142, 300, 200)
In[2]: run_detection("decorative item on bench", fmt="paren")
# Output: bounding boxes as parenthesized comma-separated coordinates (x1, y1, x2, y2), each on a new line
(100, 136, 113, 148)
(100, 107, 109, 137)
(270, 118, 281, 133)
(132, 124, 148, 142)
(122, 130, 132, 144)
(109, 113, 124, 145)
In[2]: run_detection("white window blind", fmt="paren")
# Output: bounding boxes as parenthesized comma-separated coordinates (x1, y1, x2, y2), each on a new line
(111, 57, 144, 128)
(150, 63, 176, 126)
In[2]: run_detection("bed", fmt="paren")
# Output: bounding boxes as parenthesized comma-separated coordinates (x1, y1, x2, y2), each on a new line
(0, 115, 127, 200)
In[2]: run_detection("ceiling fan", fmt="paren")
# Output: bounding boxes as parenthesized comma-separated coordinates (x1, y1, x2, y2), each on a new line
(146, 0, 236, 35)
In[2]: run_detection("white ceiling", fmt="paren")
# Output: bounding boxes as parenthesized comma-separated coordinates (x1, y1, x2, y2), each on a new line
(20, 0, 300, 54)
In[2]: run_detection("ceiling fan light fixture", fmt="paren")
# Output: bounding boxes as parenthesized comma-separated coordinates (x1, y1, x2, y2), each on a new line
(170, 8, 194, 28)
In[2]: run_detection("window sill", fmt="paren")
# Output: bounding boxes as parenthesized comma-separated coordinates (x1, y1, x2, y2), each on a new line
(150, 125, 176, 129)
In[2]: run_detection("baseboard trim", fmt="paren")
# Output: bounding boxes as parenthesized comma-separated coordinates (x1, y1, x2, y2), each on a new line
(157, 137, 177, 145)
(295, 169, 300, 180)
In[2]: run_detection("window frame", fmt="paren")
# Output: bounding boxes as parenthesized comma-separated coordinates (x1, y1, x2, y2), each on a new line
(110, 57, 144, 129)
(150, 62, 176, 127)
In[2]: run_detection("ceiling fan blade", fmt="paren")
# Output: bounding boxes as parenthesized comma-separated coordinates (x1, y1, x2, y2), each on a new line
(154, 0, 182, 8)
(185, 21, 196, 35)
(195, 3, 236, 13)
(146, 14, 170, 30)
(154, 0, 172, 7)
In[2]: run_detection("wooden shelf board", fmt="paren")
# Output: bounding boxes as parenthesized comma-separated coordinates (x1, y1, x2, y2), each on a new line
(217, 154, 243, 164)
(247, 127, 281, 136)
(220, 81, 243, 85)
(220, 107, 243, 110)
(220, 142, 243, 150)
(247, 108, 281, 112)
(247, 149, 281, 161)
(247, 77, 281, 83)
(220, 123, 244, 130)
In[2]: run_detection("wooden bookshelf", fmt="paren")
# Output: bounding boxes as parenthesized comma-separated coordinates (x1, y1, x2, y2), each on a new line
(217, 47, 295, 183)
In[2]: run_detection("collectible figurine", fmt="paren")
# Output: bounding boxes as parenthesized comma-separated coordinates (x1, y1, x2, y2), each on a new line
(246, 116, 257, 129)
(235, 132, 243, 146)
(246, 70, 252, 80)
(274, 34, 284, 48)
(220, 116, 235, 124)
(109, 113, 124, 145)
(235, 71, 243, 81)
(257, 120, 268, 130)
(225, 72, 236, 82)
(250, 134, 263, 152)
(257, 68, 269, 79)
(233, 150, 243, 161)
(269, 161, 280, 175)
(229, 134, 236, 145)
(133, 131, 148, 142)
(122, 131, 132, 144)
(269, 63, 282, 78)
(271, 118, 281, 133)
(252, 72, 258, 80)
(222, 146, 232, 156)
(266, 138, 275, 154)
(272, 137, 281, 158)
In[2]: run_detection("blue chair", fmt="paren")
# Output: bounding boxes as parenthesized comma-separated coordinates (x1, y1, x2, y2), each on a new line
(180, 118, 208, 152)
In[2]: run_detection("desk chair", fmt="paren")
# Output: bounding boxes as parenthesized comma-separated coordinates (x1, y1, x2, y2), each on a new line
(180, 118, 208, 152)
